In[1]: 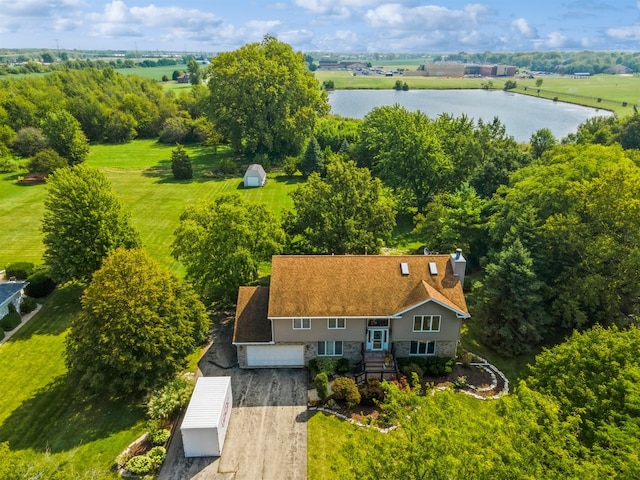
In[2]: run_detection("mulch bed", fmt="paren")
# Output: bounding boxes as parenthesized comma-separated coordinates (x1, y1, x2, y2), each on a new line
(323, 364, 505, 424)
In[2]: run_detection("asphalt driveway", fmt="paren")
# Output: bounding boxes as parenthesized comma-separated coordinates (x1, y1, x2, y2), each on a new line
(158, 314, 308, 480)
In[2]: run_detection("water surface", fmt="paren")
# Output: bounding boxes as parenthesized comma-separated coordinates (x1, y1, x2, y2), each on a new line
(328, 89, 612, 142)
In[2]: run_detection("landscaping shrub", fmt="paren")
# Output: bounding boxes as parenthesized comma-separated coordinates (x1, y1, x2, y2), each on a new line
(218, 158, 236, 174)
(20, 296, 37, 315)
(332, 377, 361, 407)
(126, 455, 153, 475)
(401, 362, 424, 380)
(147, 446, 167, 469)
(315, 357, 338, 376)
(0, 156, 18, 173)
(148, 420, 171, 446)
(425, 357, 455, 375)
(147, 377, 194, 421)
(359, 379, 386, 406)
(25, 268, 56, 298)
(283, 156, 300, 176)
(336, 357, 351, 374)
(314, 372, 329, 401)
(0, 312, 21, 331)
(5, 261, 35, 280)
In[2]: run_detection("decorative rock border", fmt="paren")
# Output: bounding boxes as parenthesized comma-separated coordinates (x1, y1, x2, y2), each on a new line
(308, 406, 397, 433)
(454, 356, 510, 400)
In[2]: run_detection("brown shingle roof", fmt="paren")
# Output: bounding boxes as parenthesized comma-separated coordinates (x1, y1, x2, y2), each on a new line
(233, 286, 272, 343)
(268, 255, 468, 318)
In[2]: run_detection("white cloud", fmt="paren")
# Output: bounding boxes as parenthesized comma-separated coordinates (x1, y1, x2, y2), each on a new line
(87, 1, 224, 39)
(606, 24, 640, 40)
(0, 0, 83, 17)
(364, 3, 489, 30)
(511, 18, 536, 37)
(542, 32, 567, 48)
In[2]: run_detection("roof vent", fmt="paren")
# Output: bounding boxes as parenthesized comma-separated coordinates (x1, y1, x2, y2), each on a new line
(400, 262, 409, 276)
(429, 262, 438, 275)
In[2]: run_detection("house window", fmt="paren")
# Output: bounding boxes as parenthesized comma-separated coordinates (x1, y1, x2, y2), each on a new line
(413, 315, 441, 332)
(367, 318, 389, 327)
(410, 340, 436, 355)
(318, 341, 343, 356)
(328, 318, 346, 329)
(293, 318, 311, 330)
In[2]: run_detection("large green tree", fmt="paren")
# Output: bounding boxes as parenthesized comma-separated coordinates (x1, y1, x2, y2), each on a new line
(356, 105, 452, 212)
(207, 35, 329, 156)
(527, 325, 640, 471)
(41, 109, 90, 165)
(65, 248, 209, 398)
(172, 193, 285, 301)
(42, 165, 141, 283)
(285, 158, 395, 254)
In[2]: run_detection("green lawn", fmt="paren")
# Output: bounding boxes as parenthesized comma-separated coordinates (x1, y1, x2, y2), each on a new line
(0, 284, 145, 478)
(0, 140, 299, 272)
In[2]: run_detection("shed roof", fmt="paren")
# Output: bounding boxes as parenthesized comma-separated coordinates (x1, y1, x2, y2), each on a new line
(268, 255, 468, 318)
(244, 164, 266, 177)
(182, 377, 232, 430)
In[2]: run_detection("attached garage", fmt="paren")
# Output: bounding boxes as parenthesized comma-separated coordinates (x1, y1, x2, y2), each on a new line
(246, 345, 304, 367)
(181, 377, 233, 457)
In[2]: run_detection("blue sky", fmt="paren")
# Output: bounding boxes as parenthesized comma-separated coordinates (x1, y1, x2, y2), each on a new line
(1, 0, 639, 53)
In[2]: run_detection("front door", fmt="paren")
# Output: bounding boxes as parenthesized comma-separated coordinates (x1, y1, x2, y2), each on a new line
(367, 328, 389, 351)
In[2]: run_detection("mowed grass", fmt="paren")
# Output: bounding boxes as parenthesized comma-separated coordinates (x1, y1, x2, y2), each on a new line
(0, 140, 299, 272)
(315, 70, 487, 90)
(307, 394, 498, 479)
(0, 284, 145, 478)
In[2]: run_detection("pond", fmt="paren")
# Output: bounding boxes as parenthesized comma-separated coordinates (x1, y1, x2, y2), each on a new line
(328, 89, 613, 143)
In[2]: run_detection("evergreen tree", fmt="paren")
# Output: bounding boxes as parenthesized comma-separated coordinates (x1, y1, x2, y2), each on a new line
(300, 136, 324, 177)
(171, 144, 192, 179)
(475, 238, 548, 356)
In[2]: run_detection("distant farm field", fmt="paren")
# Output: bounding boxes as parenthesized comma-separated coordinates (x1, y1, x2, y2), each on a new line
(0, 140, 299, 273)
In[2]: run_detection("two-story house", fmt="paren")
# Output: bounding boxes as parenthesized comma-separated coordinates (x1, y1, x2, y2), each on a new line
(233, 252, 469, 368)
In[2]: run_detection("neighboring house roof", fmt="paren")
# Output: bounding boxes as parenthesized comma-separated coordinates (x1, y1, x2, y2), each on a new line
(0, 282, 27, 308)
(233, 286, 272, 343)
(268, 255, 468, 319)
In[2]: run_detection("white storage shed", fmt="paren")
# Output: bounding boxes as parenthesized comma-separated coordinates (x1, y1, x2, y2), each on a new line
(243, 164, 267, 187)
(181, 376, 233, 457)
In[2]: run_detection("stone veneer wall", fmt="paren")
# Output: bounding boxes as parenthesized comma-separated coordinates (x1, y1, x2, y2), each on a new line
(305, 341, 362, 365)
(394, 340, 457, 358)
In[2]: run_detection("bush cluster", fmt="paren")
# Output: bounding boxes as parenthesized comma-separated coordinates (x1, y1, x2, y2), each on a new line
(0, 311, 21, 331)
(124, 446, 167, 474)
(20, 297, 37, 315)
(147, 377, 194, 421)
(332, 377, 361, 408)
(4, 262, 35, 280)
(314, 372, 329, 401)
(397, 356, 454, 376)
(25, 268, 56, 298)
(148, 420, 171, 446)
(358, 379, 386, 406)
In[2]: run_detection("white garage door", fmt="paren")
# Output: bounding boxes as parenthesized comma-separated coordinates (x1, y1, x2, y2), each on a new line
(246, 345, 304, 367)
(245, 176, 260, 187)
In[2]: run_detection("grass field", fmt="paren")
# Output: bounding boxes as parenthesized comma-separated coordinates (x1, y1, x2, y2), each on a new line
(0, 284, 146, 478)
(0, 140, 299, 273)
